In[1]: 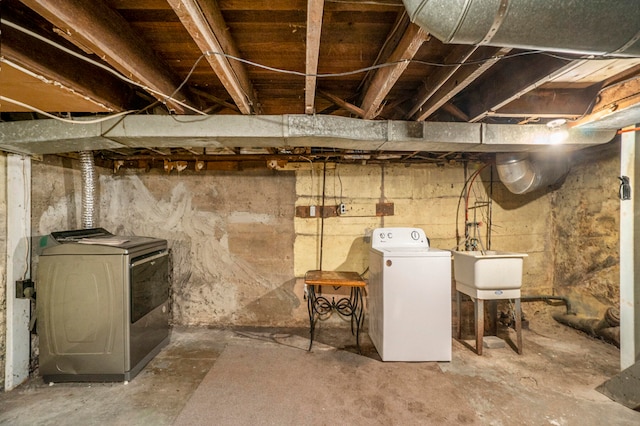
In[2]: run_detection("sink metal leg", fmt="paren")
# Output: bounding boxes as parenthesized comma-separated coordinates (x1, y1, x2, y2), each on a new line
(515, 298, 522, 354)
(456, 291, 462, 340)
(475, 298, 484, 356)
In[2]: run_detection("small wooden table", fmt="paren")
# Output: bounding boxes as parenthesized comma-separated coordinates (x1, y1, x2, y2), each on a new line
(304, 270, 366, 352)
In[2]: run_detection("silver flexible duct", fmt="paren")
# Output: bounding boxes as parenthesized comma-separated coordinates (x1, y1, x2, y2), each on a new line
(79, 150, 96, 229)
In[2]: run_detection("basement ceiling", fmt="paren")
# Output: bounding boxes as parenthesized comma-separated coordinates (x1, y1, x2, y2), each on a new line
(1, 0, 640, 168)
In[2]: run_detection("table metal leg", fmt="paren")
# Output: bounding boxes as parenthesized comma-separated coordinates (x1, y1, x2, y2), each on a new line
(351, 287, 364, 353)
(306, 284, 365, 353)
(307, 285, 316, 351)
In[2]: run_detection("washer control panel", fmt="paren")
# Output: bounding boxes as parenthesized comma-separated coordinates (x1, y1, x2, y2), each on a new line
(371, 227, 429, 248)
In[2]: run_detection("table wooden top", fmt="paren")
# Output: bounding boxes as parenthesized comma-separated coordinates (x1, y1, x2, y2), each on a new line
(304, 270, 366, 287)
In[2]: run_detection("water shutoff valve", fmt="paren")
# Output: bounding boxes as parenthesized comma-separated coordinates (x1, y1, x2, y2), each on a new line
(16, 279, 35, 299)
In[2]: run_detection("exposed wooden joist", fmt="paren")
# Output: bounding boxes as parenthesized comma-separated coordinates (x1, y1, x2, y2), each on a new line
(360, 23, 429, 119)
(441, 102, 469, 122)
(356, 11, 410, 100)
(305, 0, 325, 114)
(167, 0, 259, 115)
(1, 19, 132, 111)
(574, 74, 640, 128)
(457, 55, 584, 123)
(413, 47, 512, 122)
(318, 90, 365, 117)
(190, 87, 241, 113)
(406, 44, 479, 119)
(489, 88, 600, 119)
(18, 0, 194, 114)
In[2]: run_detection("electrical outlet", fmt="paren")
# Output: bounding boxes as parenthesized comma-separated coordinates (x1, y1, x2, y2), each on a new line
(339, 203, 346, 215)
(309, 205, 316, 217)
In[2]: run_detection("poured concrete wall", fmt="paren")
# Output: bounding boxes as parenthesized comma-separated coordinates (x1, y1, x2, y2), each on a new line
(32, 156, 298, 327)
(1, 153, 7, 391)
(552, 141, 621, 317)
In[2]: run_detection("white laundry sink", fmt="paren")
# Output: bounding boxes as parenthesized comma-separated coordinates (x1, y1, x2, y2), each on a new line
(453, 250, 527, 299)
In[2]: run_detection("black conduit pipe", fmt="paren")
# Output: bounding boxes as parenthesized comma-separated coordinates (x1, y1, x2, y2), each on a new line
(520, 295, 573, 314)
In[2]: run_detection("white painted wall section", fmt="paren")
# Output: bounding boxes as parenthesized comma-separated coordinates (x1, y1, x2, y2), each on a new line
(620, 128, 639, 370)
(4, 154, 31, 391)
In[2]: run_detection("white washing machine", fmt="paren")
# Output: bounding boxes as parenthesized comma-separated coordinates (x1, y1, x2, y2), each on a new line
(368, 227, 452, 361)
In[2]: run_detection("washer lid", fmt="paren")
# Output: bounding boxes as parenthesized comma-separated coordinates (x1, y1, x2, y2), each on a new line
(41, 235, 167, 256)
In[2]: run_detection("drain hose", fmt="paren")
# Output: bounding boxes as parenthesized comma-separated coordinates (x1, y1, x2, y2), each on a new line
(553, 308, 620, 347)
(79, 150, 96, 229)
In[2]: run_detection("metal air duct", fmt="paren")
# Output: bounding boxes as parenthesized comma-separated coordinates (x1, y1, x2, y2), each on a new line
(495, 152, 570, 194)
(403, 0, 640, 57)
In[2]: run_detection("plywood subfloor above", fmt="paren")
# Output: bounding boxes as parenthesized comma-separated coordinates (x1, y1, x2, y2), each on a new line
(0, 65, 112, 113)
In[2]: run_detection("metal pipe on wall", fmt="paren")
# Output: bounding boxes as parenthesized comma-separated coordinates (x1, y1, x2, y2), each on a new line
(79, 150, 96, 229)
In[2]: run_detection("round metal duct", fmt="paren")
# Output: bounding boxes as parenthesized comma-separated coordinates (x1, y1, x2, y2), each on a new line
(403, 0, 640, 57)
(495, 152, 570, 194)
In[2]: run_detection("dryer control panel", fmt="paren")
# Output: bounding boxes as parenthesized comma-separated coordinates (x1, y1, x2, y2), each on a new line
(371, 227, 429, 249)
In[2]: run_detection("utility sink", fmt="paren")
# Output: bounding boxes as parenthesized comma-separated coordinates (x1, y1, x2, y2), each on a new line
(453, 250, 527, 299)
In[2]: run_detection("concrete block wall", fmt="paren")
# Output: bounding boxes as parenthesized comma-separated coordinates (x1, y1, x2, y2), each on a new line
(294, 163, 466, 276)
(294, 163, 555, 295)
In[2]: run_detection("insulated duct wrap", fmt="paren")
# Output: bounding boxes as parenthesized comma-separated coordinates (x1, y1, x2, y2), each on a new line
(79, 150, 96, 229)
(496, 152, 570, 194)
(403, 0, 640, 57)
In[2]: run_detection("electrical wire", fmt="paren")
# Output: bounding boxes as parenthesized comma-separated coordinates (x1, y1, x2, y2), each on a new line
(21, 156, 31, 281)
(618, 127, 640, 134)
(4, 16, 635, 124)
(326, 0, 404, 6)
(0, 96, 134, 124)
(336, 164, 344, 203)
(1, 19, 207, 116)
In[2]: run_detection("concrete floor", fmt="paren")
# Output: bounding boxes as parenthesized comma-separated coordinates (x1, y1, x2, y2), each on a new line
(1, 317, 639, 425)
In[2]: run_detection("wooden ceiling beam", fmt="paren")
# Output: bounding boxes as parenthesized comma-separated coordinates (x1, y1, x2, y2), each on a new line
(360, 23, 429, 119)
(18, 0, 194, 114)
(318, 90, 365, 117)
(1, 19, 132, 111)
(412, 46, 512, 122)
(489, 87, 599, 119)
(406, 44, 479, 119)
(441, 102, 469, 122)
(190, 87, 241, 113)
(305, 0, 325, 114)
(573, 74, 640, 127)
(458, 55, 586, 123)
(167, 0, 259, 115)
(356, 11, 410, 101)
